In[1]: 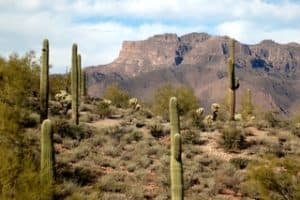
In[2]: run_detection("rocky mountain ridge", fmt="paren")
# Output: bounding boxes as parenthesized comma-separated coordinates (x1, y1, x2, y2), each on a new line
(86, 32, 300, 115)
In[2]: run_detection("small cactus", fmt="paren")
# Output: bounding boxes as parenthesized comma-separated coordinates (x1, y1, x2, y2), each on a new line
(71, 44, 79, 124)
(169, 97, 183, 200)
(211, 103, 220, 121)
(40, 119, 55, 187)
(228, 38, 239, 120)
(196, 107, 204, 117)
(40, 39, 49, 122)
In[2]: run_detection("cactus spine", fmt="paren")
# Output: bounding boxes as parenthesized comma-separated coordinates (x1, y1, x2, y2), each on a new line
(40, 119, 55, 189)
(228, 38, 239, 120)
(71, 44, 79, 124)
(40, 39, 49, 122)
(169, 97, 183, 200)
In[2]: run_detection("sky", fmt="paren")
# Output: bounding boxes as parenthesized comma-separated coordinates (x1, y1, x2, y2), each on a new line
(0, 0, 300, 73)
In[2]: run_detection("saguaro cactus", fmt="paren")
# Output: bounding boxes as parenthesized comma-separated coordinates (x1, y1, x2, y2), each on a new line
(40, 39, 49, 122)
(71, 44, 79, 124)
(227, 38, 240, 120)
(81, 70, 86, 97)
(40, 119, 55, 188)
(169, 97, 183, 200)
(77, 54, 82, 99)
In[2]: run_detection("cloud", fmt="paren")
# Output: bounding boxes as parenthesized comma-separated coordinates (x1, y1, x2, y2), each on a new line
(0, 0, 299, 73)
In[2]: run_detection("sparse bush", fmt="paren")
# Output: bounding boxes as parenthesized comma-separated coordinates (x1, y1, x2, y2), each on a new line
(219, 124, 246, 151)
(239, 89, 254, 120)
(104, 83, 130, 108)
(263, 110, 280, 128)
(96, 101, 111, 119)
(242, 156, 300, 200)
(152, 83, 198, 118)
(53, 119, 92, 140)
(190, 110, 205, 129)
(230, 157, 250, 169)
(148, 123, 166, 138)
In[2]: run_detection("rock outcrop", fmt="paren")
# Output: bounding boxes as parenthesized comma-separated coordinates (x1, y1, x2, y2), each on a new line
(85, 32, 300, 115)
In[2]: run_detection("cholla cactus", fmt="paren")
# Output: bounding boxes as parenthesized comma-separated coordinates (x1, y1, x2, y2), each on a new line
(196, 107, 204, 117)
(169, 97, 183, 200)
(203, 115, 213, 126)
(103, 99, 112, 105)
(55, 90, 72, 115)
(234, 113, 243, 121)
(135, 103, 141, 111)
(129, 98, 138, 107)
(211, 103, 220, 121)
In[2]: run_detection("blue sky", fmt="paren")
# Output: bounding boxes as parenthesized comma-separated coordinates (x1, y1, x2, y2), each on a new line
(0, 0, 300, 73)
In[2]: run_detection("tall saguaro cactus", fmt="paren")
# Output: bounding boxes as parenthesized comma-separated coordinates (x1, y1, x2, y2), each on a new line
(227, 38, 240, 120)
(77, 54, 82, 99)
(40, 119, 55, 189)
(40, 39, 49, 122)
(169, 97, 183, 200)
(71, 44, 79, 124)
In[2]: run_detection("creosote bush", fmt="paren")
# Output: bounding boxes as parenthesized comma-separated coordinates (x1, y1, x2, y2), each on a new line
(152, 83, 198, 118)
(219, 123, 246, 151)
(242, 156, 300, 200)
(103, 83, 130, 108)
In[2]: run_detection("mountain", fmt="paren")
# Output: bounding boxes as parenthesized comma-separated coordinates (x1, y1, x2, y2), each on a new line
(85, 32, 300, 115)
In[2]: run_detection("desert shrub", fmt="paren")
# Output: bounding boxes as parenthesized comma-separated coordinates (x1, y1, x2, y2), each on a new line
(262, 110, 280, 128)
(96, 102, 111, 119)
(242, 156, 300, 200)
(189, 110, 205, 129)
(103, 83, 130, 108)
(230, 157, 250, 169)
(291, 125, 300, 137)
(219, 124, 246, 151)
(53, 119, 92, 140)
(152, 83, 198, 118)
(213, 164, 244, 195)
(148, 123, 166, 138)
(19, 110, 39, 128)
(239, 89, 254, 120)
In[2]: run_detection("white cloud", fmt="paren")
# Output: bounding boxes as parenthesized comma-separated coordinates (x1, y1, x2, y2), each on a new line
(0, 0, 299, 73)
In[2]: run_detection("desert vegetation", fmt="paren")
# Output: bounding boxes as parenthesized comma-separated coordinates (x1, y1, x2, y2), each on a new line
(1, 37, 300, 200)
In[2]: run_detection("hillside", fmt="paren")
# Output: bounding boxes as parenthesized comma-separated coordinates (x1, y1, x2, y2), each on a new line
(86, 33, 300, 115)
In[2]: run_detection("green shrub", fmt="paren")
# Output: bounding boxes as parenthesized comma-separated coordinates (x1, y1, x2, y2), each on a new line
(96, 102, 111, 119)
(103, 83, 130, 108)
(152, 83, 198, 118)
(230, 157, 250, 169)
(219, 124, 246, 151)
(53, 119, 92, 140)
(263, 111, 280, 128)
(239, 89, 254, 120)
(242, 156, 300, 200)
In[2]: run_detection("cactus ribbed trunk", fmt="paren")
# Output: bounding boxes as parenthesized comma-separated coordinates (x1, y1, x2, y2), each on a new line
(77, 54, 82, 100)
(228, 39, 239, 120)
(40, 39, 49, 122)
(40, 119, 55, 191)
(71, 44, 79, 125)
(169, 97, 183, 200)
(81, 70, 86, 97)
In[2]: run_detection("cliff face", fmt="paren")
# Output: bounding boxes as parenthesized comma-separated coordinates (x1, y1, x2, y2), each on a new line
(85, 33, 300, 114)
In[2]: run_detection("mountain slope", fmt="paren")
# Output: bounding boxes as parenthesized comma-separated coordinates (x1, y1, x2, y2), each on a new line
(85, 32, 300, 114)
